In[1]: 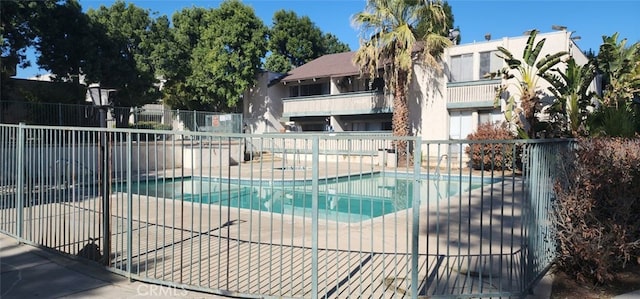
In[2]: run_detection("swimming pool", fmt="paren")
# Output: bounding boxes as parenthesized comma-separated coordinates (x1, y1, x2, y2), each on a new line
(119, 173, 488, 222)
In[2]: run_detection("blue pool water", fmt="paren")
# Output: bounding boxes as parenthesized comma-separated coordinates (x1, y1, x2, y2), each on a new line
(120, 173, 487, 222)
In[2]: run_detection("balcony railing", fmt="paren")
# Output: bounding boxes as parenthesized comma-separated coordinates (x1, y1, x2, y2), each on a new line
(282, 91, 389, 117)
(447, 79, 501, 108)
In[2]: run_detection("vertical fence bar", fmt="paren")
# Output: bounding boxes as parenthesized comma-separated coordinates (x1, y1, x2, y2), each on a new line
(521, 143, 532, 291)
(126, 132, 133, 280)
(16, 123, 25, 239)
(311, 136, 319, 299)
(410, 137, 422, 297)
(58, 103, 62, 126)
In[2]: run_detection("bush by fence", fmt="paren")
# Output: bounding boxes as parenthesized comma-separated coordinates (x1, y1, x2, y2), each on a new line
(553, 138, 640, 283)
(465, 122, 517, 170)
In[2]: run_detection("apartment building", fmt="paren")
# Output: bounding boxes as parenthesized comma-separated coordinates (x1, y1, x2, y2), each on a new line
(243, 29, 588, 141)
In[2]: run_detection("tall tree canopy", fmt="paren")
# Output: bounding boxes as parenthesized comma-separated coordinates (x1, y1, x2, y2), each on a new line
(264, 10, 350, 73)
(83, 1, 161, 120)
(0, 0, 58, 77)
(34, 0, 92, 84)
(2, 0, 347, 112)
(158, 7, 208, 110)
(163, 0, 267, 111)
(352, 0, 452, 164)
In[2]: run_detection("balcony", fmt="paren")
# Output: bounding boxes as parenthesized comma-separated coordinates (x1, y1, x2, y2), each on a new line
(282, 91, 389, 117)
(446, 79, 501, 109)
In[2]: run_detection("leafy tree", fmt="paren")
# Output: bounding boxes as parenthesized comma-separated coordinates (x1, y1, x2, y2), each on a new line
(34, 0, 92, 84)
(352, 0, 452, 165)
(0, 0, 56, 72)
(321, 33, 351, 55)
(84, 1, 161, 125)
(263, 53, 292, 76)
(140, 15, 173, 80)
(0, 0, 57, 78)
(160, 7, 208, 110)
(186, 0, 268, 111)
(265, 9, 350, 73)
(492, 30, 568, 138)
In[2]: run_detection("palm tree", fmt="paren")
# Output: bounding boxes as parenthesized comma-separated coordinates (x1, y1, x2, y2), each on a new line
(585, 33, 640, 137)
(544, 58, 597, 137)
(596, 33, 640, 109)
(352, 0, 451, 165)
(493, 30, 567, 138)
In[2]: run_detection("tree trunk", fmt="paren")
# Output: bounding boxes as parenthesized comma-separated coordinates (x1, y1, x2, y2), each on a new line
(392, 69, 411, 167)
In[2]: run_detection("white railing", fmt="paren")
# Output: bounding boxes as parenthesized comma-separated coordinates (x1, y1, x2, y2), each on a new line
(282, 91, 389, 116)
(447, 80, 501, 105)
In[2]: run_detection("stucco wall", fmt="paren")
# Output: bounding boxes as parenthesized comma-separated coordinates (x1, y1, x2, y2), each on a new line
(243, 72, 287, 134)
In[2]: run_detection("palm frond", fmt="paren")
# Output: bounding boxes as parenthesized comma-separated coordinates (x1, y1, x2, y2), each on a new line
(527, 39, 546, 67)
(496, 46, 514, 60)
(522, 30, 538, 64)
(536, 51, 567, 74)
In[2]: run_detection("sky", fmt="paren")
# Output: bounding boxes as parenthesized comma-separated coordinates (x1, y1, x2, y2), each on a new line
(16, 0, 640, 79)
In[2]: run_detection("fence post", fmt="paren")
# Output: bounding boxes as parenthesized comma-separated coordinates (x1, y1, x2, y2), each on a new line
(411, 137, 422, 297)
(100, 112, 111, 266)
(193, 110, 197, 131)
(311, 136, 319, 299)
(16, 122, 26, 239)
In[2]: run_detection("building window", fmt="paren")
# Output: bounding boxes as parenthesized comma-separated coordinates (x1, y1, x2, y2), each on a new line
(289, 83, 328, 97)
(449, 53, 473, 82)
(479, 110, 493, 125)
(289, 86, 299, 97)
(300, 84, 320, 96)
(479, 51, 502, 79)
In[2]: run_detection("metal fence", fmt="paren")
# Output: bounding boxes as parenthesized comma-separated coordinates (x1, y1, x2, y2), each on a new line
(0, 101, 242, 133)
(0, 123, 567, 298)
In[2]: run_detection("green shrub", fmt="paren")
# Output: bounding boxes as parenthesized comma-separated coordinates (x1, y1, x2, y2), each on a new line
(464, 122, 516, 170)
(553, 138, 640, 284)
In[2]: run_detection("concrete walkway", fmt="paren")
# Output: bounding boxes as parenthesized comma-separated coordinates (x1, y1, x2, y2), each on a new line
(4, 232, 639, 299)
(0, 233, 228, 299)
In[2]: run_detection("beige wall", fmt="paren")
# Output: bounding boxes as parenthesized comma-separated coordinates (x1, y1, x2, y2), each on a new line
(410, 64, 448, 141)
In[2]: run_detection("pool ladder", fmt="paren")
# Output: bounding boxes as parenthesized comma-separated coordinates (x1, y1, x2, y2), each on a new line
(434, 154, 449, 201)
